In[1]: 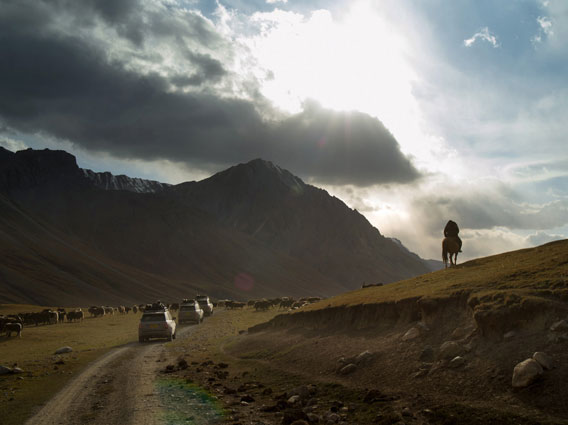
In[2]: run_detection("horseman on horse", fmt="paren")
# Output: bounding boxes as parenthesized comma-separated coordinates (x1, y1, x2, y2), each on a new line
(442, 220, 462, 268)
(444, 220, 462, 252)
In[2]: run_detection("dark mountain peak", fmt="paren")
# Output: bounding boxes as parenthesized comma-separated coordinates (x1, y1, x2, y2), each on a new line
(15, 148, 79, 172)
(0, 146, 15, 159)
(0, 147, 171, 194)
(0, 148, 82, 193)
(210, 158, 305, 194)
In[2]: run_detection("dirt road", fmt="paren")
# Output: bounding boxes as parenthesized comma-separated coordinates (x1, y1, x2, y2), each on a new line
(25, 326, 196, 425)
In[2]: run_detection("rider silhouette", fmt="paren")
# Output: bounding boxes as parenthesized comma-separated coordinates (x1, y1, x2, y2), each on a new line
(444, 220, 462, 252)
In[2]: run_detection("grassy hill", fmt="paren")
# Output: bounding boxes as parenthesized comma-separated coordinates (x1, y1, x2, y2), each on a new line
(226, 240, 568, 424)
(252, 239, 568, 339)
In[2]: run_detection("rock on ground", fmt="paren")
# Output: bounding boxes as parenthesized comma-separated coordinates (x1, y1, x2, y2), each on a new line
(512, 358, 543, 388)
(533, 352, 553, 370)
(449, 356, 466, 368)
(439, 341, 463, 360)
(402, 327, 420, 341)
(339, 364, 357, 375)
(550, 320, 568, 332)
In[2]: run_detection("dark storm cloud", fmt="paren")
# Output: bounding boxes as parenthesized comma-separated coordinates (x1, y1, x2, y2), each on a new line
(271, 102, 421, 186)
(0, 0, 421, 187)
(170, 45, 228, 87)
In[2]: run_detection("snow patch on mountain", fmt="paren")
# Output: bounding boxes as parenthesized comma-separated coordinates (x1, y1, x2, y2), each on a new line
(82, 169, 169, 193)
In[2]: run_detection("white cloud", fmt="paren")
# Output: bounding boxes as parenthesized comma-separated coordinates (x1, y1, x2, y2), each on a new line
(537, 16, 553, 35)
(532, 15, 553, 44)
(0, 137, 28, 152)
(463, 27, 500, 48)
(527, 231, 564, 246)
(266, 0, 288, 3)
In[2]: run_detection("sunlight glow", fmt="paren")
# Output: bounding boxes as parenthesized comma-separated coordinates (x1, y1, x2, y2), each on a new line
(241, 1, 453, 175)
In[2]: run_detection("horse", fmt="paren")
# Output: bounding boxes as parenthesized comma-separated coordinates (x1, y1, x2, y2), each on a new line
(442, 236, 461, 268)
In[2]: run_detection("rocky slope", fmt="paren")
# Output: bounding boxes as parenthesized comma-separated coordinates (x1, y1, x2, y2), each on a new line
(170, 159, 433, 287)
(82, 169, 169, 193)
(227, 241, 568, 424)
(0, 148, 434, 305)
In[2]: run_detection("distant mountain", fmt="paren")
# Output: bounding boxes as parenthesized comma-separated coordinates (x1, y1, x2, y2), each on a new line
(0, 148, 434, 306)
(390, 238, 443, 272)
(171, 159, 433, 287)
(0, 147, 168, 194)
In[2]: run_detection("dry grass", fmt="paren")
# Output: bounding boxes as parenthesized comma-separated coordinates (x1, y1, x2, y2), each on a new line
(303, 240, 568, 310)
(156, 242, 568, 425)
(169, 307, 282, 361)
(0, 305, 140, 425)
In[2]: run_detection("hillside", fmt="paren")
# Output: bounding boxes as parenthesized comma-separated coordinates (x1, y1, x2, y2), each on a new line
(0, 148, 434, 305)
(0, 149, 349, 305)
(230, 240, 568, 423)
(0, 193, 187, 306)
(171, 159, 433, 287)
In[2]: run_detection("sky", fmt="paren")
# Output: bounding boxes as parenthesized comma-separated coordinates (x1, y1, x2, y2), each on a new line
(1, 0, 567, 262)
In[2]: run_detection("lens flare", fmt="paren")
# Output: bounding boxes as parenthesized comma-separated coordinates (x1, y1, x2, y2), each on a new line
(157, 377, 225, 424)
(234, 272, 255, 291)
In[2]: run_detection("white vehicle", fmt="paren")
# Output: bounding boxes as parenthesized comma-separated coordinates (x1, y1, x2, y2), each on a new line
(196, 295, 214, 316)
(138, 305, 176, 342)
(178, 299, 204, 324)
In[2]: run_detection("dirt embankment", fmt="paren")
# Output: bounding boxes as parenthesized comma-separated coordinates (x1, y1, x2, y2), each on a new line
(249, 289, 568, 341)
(232, 289, 568, 424)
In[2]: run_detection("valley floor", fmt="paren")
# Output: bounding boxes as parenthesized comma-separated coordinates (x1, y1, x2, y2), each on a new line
(4, 303, 568, 425)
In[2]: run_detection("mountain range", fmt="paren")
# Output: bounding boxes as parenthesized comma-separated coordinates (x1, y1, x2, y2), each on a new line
(0, 147, 437, 306)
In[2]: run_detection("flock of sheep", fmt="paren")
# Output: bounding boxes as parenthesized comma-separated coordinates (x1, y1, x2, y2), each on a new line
(0, 308, 83, 338)
(0, 296, 323, 339)
(222, 296, 322, 311)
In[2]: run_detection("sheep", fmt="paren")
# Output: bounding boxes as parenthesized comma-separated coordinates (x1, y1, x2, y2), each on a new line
(5, 322, 22, 337)
(67, 310, 84, 322)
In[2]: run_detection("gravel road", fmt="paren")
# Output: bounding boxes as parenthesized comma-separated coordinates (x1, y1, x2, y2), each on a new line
(25, 325, 197, 425)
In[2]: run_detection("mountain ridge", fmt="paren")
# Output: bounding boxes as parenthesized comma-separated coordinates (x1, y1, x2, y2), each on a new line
(0, 148, 437, 305)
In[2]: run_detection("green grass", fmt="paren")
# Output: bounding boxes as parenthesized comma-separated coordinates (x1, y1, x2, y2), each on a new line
(0, 304, 141, 425)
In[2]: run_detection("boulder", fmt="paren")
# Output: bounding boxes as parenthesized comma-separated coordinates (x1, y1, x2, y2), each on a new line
(306, 413, 320, 423)
(0, 365, 12, 375)
(287, 395, 301, 405)
(512, 358, 543, 388)
(448, 356, 466, 368)
(339, 364, 357, 375)
(55, 346, 73, 354)
(416, 321, 430, 333)
(450, 325, 474, 340)
(503, 330, 516, 340)
(402, 327, 420, 341)
(438, 341, 463, 360)
(533, 352, 553, 370)
(550, 320, 568, 332)
(355, 350, 374, 365)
